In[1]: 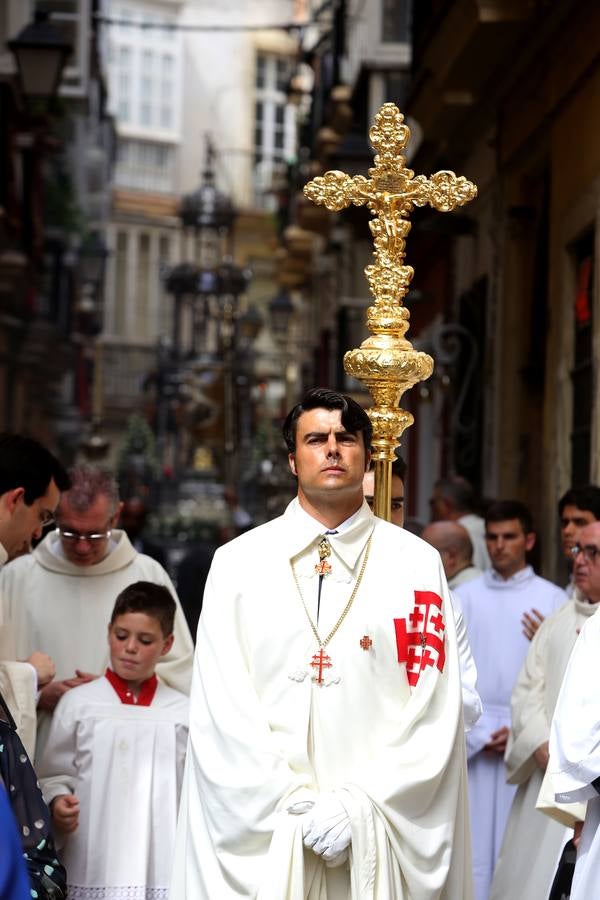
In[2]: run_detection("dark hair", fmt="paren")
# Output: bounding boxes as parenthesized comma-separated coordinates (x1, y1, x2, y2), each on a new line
(110, 581, 176, 637)
(0, 433, 70, 505)
(558, 485, 600, 520)
(485, 500, 533, 535)
(434, 477, 476, 514)
(283, 388, 373, 454)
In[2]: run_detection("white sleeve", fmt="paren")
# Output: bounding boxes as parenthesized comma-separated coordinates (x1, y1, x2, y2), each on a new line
(550, 613, 600, 803)
(448, 590, 482, 732)
(37, 696, 78, 805)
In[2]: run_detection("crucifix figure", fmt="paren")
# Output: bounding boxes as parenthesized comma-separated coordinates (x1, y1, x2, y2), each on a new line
(304, 103, 477, 521)
(310, 648, 332, 685)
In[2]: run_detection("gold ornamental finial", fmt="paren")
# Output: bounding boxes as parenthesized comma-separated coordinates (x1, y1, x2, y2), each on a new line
(303, 103, 477, 519)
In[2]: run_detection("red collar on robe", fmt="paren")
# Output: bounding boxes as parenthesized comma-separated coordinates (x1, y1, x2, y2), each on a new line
(105, 668, 158, 706)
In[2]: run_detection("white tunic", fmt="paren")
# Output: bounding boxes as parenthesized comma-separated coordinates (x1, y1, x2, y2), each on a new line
(171, 499, 472, 900)
(489, 594, 597, 900)
(549, 606, 600, 899)
(38, 676, 189, 900)
(0, 529, 193, 760)
(455, 567, 566, 900)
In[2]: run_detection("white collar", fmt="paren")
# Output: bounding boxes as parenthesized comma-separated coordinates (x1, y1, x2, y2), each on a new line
(0, 541, 8, 567)
(284, 498, 375, 570)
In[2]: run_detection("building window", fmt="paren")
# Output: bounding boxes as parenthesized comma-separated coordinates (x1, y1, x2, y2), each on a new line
(253, 52, 296, 209)
(381, 0, 411, 43)
(115, 139, 176, 193)
(571, 230, 595, 485)
(107, 8, 180, 135)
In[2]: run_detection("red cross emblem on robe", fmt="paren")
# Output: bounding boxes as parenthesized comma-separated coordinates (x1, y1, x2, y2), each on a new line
(394, 591, 446, 686)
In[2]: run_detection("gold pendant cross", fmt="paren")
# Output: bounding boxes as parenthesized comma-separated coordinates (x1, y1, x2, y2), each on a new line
(310, 649, 332, 685)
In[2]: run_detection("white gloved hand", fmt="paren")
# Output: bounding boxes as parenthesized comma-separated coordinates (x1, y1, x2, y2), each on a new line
(302, 792, 351, 863)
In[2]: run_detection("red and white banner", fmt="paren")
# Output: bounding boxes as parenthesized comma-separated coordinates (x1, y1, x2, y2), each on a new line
(394, 590, 446, 687)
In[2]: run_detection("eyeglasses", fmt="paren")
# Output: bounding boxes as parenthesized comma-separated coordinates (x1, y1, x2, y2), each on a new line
(39, 510, 55, 528)
(56, 527, 112, 544)
(571, 543, 600, 562)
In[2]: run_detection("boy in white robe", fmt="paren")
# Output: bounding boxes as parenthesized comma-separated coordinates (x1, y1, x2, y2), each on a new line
(455, 500, 566, 900)
(38, 581, 189, 900)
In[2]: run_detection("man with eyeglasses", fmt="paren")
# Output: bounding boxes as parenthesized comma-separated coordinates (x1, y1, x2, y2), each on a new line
(489, 518, 600, 900)
(454, 500, 566, 900)
(545, 522, 600, 900)
(0, 464, 193, 761)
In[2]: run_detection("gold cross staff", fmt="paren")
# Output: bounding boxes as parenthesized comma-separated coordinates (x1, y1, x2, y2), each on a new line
(304, 103, 477, 520)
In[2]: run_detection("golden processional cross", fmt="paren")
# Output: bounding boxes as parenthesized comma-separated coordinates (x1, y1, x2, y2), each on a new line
(304, 103, 478, 520)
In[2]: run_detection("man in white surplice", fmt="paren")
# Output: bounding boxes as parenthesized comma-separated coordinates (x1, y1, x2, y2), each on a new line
(171, 388, 472, 900)
(548, 521, 600, 900)
(489, 493, 600, 900)
(0, 464, 193, 761)
(455, 501, 566, 900)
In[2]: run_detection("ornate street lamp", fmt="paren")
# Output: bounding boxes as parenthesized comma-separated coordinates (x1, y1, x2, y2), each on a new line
(179, 141, 236, 234)
(268, 288, 295, 340)
(8, 11, 72, 100)
(79, 232, 109, 289)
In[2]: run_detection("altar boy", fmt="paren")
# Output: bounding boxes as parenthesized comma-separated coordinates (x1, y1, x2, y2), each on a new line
(39, 582, 189, 900)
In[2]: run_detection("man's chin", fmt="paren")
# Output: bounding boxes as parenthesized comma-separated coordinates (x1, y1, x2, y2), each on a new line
(68, 555, 97, 567)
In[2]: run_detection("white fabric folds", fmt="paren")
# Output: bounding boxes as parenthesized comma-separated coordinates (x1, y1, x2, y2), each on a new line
(170, 499, 472, 899)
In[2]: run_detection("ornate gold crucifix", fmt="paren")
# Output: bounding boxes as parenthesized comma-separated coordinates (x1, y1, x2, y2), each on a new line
(304, 104, 477, 519)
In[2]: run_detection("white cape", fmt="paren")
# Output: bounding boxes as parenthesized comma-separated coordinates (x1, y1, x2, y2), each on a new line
(171, 500, 472, 899)
(39, 676, 189, 900)
(489, 595, 596, 900)
(550, 605, 600, 899)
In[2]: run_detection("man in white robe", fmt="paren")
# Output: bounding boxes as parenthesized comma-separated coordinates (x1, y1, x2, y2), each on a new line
(0, 464, 193, 761)
(455, 500, 566, 900)
(172, 388, 472, 900)
(548, 523, 600, 899)
(0, 433, 71, 757)
(489, 507, 600, 899)
(421, 521, 482, 590)
(429, 478, 490, 570)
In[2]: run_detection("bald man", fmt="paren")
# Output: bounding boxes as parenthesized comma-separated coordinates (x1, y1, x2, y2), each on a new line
(422, 521, 482, 589)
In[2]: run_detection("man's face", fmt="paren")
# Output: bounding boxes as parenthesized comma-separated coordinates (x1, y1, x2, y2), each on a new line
(362, 471, 404, 526)
(485, 518, 535, 579)
(108, 612, 173, 687)
(560, 505, 597, 561)
(572, 522, 600, 602)
(5, 478, 60, 560)
(57, 494, 120, 567)
(289, 408, 370, 508)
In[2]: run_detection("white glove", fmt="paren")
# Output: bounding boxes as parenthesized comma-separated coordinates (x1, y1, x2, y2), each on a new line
(302, 793, 351, 864)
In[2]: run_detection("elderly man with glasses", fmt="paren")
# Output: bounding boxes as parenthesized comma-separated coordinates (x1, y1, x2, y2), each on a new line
(489, 519, 600, 900)
(0, 464, 193, 761)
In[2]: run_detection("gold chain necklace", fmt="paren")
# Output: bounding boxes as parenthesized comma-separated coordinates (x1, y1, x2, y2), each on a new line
(291, 534, 372, 684)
